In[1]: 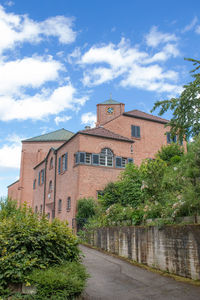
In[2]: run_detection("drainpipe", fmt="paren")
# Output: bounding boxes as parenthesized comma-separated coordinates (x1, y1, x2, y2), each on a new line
(52, 150, 57, 219)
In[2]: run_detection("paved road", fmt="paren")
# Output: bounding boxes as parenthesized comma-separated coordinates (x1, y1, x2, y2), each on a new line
(80, 245, 200, 300)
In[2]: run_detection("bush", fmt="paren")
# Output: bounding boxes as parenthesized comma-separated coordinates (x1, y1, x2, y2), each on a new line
(76, 197, 97, 230)
(0, 199, 80, 294)
(156, 143, 184, 165)
(27, 261, 88, 299)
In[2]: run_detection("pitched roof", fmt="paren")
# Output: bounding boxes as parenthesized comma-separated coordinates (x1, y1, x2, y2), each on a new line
(98, 99, 122, 105)
(79, 126, 133, 143)
(23, 128, 74, 142)
(123, 110, 168, 124)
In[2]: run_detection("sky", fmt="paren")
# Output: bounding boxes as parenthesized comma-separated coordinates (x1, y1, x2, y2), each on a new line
(0, 0, 200, 197)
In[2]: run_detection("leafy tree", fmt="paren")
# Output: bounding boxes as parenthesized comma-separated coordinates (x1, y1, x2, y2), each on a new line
(156, 143, 184, 165)
(76, 197, 97, 229)
(151, 58, 200, 141)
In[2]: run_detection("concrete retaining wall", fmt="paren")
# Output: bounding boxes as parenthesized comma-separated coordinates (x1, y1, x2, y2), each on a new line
(85, 225, 200, 280)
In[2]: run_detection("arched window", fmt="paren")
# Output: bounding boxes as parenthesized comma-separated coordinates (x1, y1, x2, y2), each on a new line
(67, 197, 71, 211)
(58, 199, 62, 212)
(49, 180, 53, 193)
(50, 157, 53, 169)
(100, 148, 113, 167)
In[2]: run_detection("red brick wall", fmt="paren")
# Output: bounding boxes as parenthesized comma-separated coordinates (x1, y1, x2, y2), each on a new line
(104, 115, 171, 165)
(8, 141, 64, 207)
(96, 103, 125, 126)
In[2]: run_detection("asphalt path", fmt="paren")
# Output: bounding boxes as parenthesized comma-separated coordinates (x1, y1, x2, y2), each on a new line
(80, 245, 200, 300)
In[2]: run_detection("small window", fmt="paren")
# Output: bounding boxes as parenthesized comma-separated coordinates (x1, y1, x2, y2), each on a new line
(85, 153, 91, 164)
(33, 179, 36, 190)
(116, 157, 122, 168)
(50, 157, 53, 169)
(122, 158, 126, 168)
(41, 169, 44, 184)
(67, 197, 71, 211)
(58, 199, 62, 213)
(58, 157, 61, 174)
(167, 132, 177, 144)
(40, 204, 43, 214)
(75, 153, 79, 164)
(35, 206, 38, 213)
(97, 190, 104, 198)
(128, 158, 134, 164)
(92, 154, 99, 165)
(49, 180, 53, 193)
(131, 125, 140, 138)
(79, 152, 85, 164)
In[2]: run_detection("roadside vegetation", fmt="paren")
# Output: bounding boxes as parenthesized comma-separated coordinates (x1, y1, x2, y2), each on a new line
(0, 200, 88, 299)
(77, 136, 200, 232)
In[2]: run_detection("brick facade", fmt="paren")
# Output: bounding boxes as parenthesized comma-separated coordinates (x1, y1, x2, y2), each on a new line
(8, 99, 183, 228)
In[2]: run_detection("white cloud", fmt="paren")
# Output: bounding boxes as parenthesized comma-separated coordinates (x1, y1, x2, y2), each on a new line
(81, 112, 96, 128)
(54, 115, 72, 125)
(4, 1, 14, 7)
(0, 84, 88, 121)
(0, 134, 23, 168)
(0, 56, 63, 95)
(145, 26, 177, 47)
(75, 37, 181, 94)
(182, 16, 198, 33)
(0, 5, 76, 54)
(195, 25, 200, 34)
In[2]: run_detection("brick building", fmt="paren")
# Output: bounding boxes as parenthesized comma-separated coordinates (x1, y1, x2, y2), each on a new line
(8, 98, 177, 228)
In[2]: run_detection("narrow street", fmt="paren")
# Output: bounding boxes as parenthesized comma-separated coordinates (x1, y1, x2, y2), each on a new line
(80, 245, 200, 300)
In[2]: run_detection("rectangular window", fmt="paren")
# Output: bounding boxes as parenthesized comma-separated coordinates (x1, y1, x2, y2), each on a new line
(85, 153, 91, 164)
(75, 153, 79, 164)
(128, 158, 134, 164)
(38, 172, 40, 185)
(115, 157, 122, 168)
(64, 152, 68, 170)
(79, 152, 86, 164)
(33, 179, 36, 189)
(122, 158, 126, 168)
(167, 132, 177, 144)
(58, 157, 61, 174)
(92, 154, 99, 165)
(99, 154, 106, 166)
(131, 125, 140, 138)
(67, 197, 71, 211)
(41, 169, 44, 184)
(62, 154, 65, 171)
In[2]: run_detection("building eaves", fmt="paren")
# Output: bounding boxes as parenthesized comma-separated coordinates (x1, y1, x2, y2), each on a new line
(123, 110, 169, 124)
(79, 127, 133, 143)
(7, 179, 19, 188)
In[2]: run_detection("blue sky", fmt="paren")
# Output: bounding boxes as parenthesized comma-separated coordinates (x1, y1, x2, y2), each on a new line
(0, 0, 200, 197)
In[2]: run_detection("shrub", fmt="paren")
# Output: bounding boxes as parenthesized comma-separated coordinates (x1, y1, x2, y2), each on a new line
(27, 262, 88, 299)
(76, 197, 97, 230)
(0, 199, 80, 293)
(156, 143, 184, 165)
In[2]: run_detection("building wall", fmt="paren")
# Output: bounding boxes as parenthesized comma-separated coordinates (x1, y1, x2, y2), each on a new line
(96, 103, 125, 126)
(7, 181, 20, 203)
(104, 115, 170, 165)
(8, 141, 64, 207)
(43, 134, 133, 228)
(33, 160, 45, 215)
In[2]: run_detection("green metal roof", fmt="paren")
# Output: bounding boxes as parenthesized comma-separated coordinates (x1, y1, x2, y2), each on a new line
(23, 128, 74, 142)
(99, 99, 122, 105)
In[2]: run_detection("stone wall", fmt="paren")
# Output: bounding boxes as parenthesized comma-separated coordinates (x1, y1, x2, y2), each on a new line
(85, 225, 200, 280)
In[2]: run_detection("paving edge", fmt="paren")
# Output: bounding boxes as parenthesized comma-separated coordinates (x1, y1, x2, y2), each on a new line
(80, 243, 200, 287)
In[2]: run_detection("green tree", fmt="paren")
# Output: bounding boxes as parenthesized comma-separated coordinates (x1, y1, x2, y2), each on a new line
(156, 143, 184, 166)
(151, 58, 200, 141)
(76, 197, 97, 229)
